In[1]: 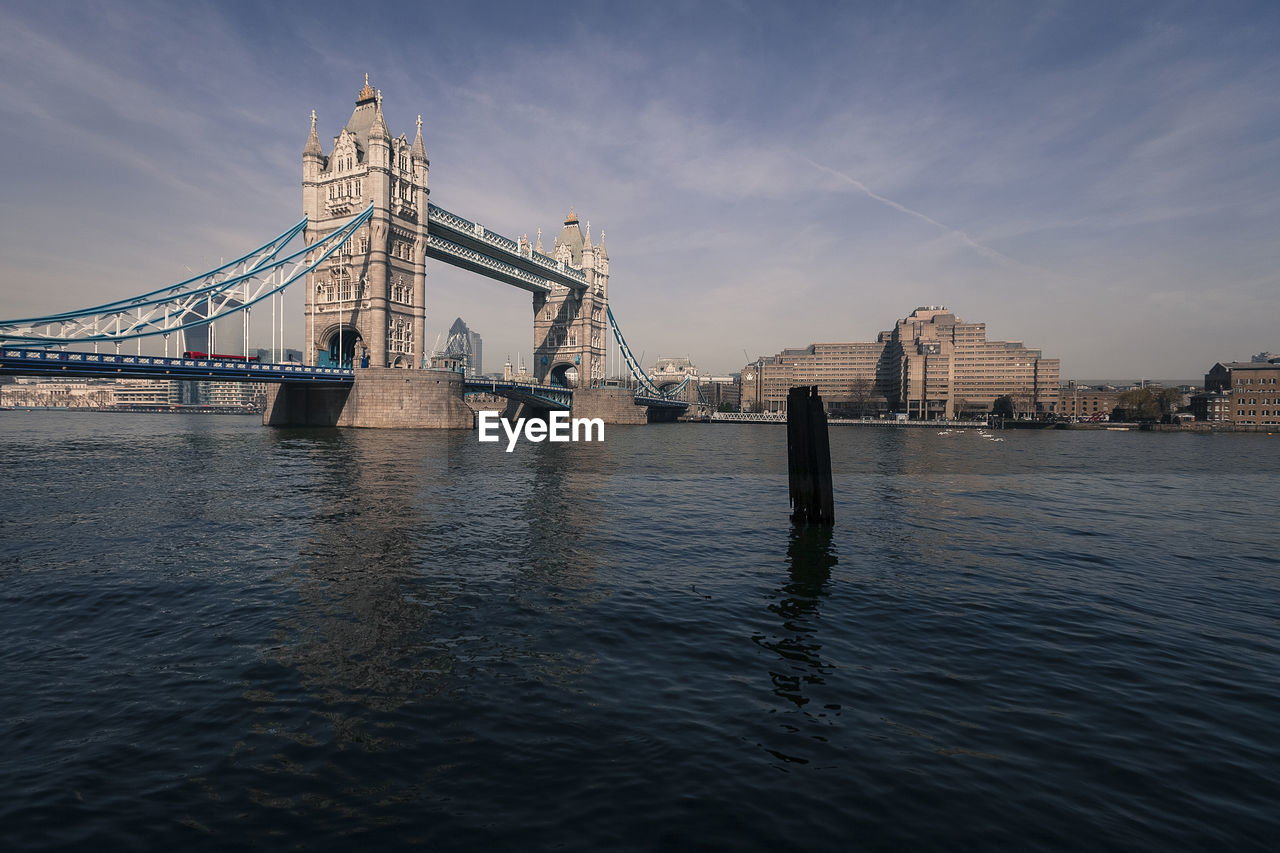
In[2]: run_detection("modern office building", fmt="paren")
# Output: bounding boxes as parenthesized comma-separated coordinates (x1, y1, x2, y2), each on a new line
(469, 329, 483, 378)
(110, 381, 177, 406)
(741, 306, 1060, 418)
(442, 317, 483, 378)
(695, 375, 741, 410)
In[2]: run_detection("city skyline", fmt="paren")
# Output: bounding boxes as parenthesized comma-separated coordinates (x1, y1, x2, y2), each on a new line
(0, 1, 1277, 378)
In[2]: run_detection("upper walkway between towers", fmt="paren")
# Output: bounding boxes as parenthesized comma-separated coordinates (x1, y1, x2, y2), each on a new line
(424, 204, 589, 294)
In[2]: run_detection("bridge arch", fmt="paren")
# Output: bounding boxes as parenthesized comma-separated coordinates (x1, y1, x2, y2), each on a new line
(548, 360, 579, 388)
(318, 322, 363, 368)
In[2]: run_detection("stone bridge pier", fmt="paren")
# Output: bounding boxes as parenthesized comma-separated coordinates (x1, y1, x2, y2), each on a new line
(263, 368, 473, 428)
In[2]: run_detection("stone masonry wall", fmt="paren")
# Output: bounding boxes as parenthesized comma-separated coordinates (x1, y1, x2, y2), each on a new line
(263, 368, 473, 428)
(338, 368, 473, 428)
(263, 383, 350, 427)
(571, 387, 648, 424)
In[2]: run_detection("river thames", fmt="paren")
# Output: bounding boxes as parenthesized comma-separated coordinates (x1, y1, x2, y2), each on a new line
(2, 413, 1277, 850)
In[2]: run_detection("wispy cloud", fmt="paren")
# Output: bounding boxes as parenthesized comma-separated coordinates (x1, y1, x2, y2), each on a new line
(806, 159, 1033, 271)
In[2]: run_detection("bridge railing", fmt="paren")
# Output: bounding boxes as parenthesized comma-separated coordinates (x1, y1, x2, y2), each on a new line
(427, 204, 588, 287)
(462, 377, 573, 410)
(425, 234, 553, 293)
(1, 347, 353, 381)
(710, 411, 786, 422)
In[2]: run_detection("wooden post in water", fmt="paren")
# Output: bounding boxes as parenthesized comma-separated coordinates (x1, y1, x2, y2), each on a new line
(787, 385, 834, 526)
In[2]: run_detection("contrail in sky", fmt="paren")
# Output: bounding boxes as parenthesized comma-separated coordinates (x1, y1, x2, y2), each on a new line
(808, 159, 1033, 272)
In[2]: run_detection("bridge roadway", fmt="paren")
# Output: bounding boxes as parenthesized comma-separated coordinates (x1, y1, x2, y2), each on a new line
(0, 347, 352, 383)
(2, 348, 689, 414)
(461, 380, 686, 412)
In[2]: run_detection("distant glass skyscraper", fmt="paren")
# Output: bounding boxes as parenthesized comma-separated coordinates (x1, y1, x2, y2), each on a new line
(443, 317, 483, 377)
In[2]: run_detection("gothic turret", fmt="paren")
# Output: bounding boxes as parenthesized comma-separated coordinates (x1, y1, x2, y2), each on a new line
(369, 96, 390, 143)
(595, 229, 609, 280)
(303, 109, 324, 186)
(582, 221, 596, 273)
(367, 92, 391, 170)
(304, 110, 323, 159)
(411, 115, 428, 162)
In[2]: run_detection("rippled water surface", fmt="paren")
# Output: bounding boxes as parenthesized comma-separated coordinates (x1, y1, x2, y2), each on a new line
(2, 413, 1277, 850)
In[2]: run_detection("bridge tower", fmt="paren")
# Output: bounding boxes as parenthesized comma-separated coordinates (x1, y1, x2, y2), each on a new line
(532, 210, 609, 386)
(302, 77, 429, 368)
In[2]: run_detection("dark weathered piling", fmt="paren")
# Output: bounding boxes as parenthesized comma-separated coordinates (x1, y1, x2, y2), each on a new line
(786, 385, 834, 526)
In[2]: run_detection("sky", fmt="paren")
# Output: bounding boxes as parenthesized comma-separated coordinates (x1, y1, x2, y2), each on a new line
(1, 0, 1277, 380)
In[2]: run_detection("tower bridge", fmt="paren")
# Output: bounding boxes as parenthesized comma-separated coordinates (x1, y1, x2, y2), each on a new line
(0, 77, 687, 427)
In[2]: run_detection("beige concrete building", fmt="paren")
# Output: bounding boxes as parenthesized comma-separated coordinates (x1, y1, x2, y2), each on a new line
(741, 306, 1060, 418)
(887, 307, 1059, 419)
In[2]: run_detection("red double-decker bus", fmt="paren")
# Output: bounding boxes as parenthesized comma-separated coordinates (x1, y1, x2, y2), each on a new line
(181, 351, 260, 362)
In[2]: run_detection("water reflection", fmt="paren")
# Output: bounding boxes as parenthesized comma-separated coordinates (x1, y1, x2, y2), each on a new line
(267, 429, 455, 713)
(259, 429, 614, 721)
(754, 527, 837, 710)
(516, 441, 606, 585)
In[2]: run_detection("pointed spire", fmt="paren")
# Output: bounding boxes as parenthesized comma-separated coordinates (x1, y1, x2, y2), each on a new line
(304, 109, 322, 157)
(411, 113, 427, 161)
(369, 93, 390, 144)
(564, 207, 578, 226)
(597, 228, 608, 257)
(535, 227, 543, 254)
(356, 73, 376, 105)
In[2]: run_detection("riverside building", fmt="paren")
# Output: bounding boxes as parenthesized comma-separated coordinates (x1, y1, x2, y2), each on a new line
(1201, 359, 1280, 425)
(1059, 383, 1122, 421)
(742, 306, 1060, 419)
